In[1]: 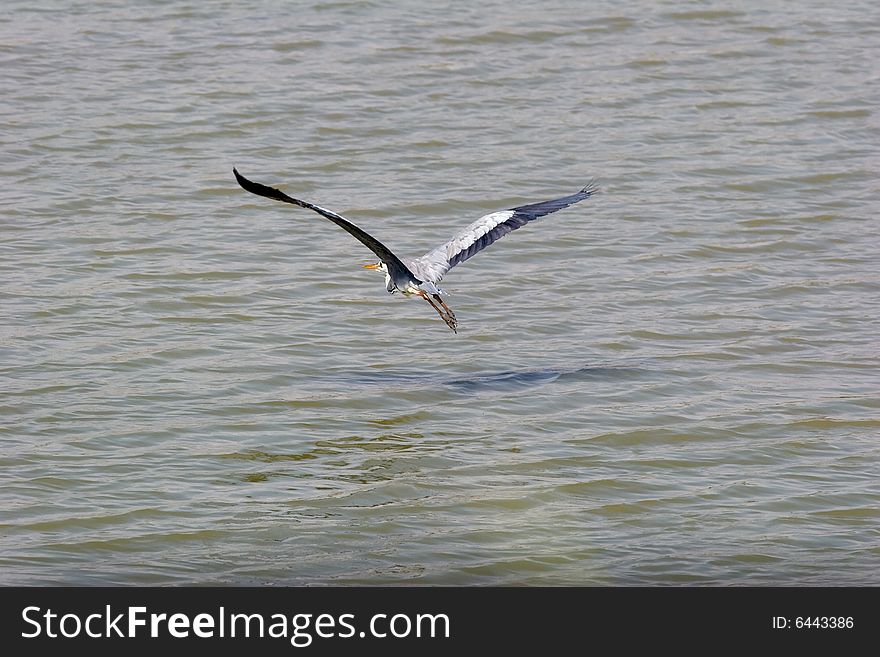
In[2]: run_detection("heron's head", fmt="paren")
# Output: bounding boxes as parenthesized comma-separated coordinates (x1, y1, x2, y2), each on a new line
(363, 262, 387, 274)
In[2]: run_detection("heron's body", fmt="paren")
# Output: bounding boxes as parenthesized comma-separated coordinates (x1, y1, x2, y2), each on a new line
(233, 168, 596, 332)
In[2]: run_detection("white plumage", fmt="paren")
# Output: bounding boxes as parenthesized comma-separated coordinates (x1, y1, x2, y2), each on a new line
(409, 210, 517, 284)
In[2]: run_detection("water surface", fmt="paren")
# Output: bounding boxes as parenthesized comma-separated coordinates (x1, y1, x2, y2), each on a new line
(2, 0, 878, 585)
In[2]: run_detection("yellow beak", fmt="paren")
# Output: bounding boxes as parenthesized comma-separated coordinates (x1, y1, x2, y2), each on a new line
(363, 263, 381, 270)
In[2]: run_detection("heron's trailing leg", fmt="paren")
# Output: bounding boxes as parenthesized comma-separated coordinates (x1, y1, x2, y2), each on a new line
(434, 294, 456, 321)
(419, 291, 458, 333)
(434, 294, 458, 332)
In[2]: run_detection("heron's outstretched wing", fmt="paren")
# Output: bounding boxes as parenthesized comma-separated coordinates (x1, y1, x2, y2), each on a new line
(233, 168, 415, 280)
(411, 182, 597, 283)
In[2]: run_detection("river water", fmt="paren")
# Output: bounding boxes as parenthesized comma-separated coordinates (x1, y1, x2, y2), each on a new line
(2, 0, 878, 585)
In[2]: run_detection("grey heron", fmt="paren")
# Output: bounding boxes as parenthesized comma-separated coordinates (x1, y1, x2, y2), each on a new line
(233, 168, 596, 333)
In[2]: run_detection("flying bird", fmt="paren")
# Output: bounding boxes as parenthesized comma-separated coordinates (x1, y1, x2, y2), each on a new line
(233, 168, 596, 333)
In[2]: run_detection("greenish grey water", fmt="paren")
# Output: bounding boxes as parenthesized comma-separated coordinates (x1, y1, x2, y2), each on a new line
(2, 0, 878, 585)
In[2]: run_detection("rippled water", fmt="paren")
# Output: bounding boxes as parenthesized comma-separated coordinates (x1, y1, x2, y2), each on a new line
(2, 0, 879, 585)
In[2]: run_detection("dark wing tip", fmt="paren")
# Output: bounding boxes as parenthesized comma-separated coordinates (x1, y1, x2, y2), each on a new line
(509, 180, 599, 220)
(579, 178, 600, 197)
(232, 167, 297, 205)
(232, 167, 250, 188)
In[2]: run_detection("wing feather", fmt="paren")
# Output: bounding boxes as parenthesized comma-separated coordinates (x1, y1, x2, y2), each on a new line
(411, 182, 597, 283)
(233, 168, 416, 282)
